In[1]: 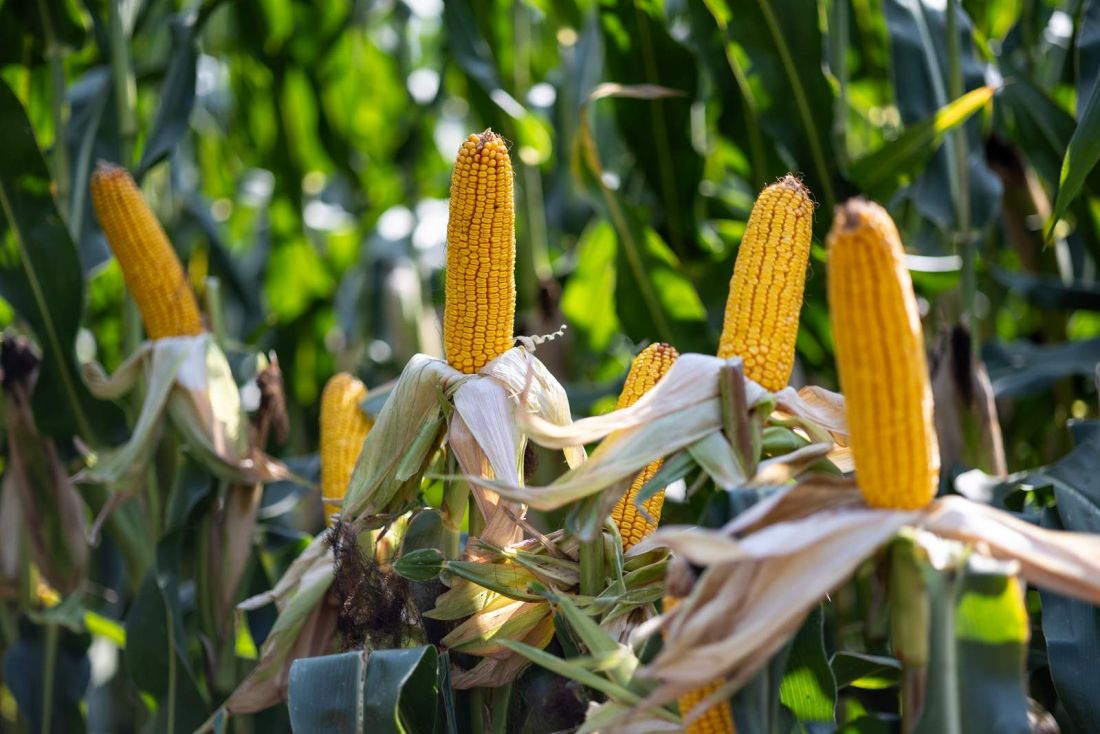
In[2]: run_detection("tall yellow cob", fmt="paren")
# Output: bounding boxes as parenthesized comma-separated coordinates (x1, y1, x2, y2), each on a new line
(609, 343, 679, 550)
(717, 176, 814, 391)
(90, 162, 205, 340)
(319, 373, 373, 526)
(444, 130, 516, 374)
(827, 199, 939, 509)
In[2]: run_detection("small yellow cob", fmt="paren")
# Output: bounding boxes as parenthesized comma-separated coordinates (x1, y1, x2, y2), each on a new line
(717, 176, 814, 391)
(90, 162, 205, 340)
(609, 343, 679, 550)
(444, 130, 516, 374)
(826, 199, 939, 509)
(319, 373, 373, 526)
(663, 588, 736, 733)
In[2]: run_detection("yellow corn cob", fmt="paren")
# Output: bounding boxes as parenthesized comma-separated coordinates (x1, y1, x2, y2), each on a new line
(826, 199, 939, 510)
(90, 162, 205, 339)
(717, 176, 814, 391)
(444, 130, 516, 374)
(610, 343, 679, 550)
(320, 373, 373, 526)
(663, 594, 736, 734)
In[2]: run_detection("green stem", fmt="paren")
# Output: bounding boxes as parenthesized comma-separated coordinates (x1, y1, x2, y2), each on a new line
(490, 682, 512, 734)
(108, 0, 137, 167)
(926, 569, 962, 734)
(946, 0, 977, 351)
(204, 276, 228, 347)
(84, 484, 153, 590)
(831, 0, 850, 171)
(41, 623, 59, 734)
(441, 454, 467, 559)
(579, 532, 605, 597)
(469, 688, 485, 734)
(36, 0, 69, 221)
(467, 492, 484, 539)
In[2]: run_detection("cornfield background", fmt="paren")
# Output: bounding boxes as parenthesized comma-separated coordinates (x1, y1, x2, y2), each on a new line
(3, 0, 1100, 731)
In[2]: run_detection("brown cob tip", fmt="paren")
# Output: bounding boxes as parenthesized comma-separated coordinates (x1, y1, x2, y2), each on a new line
(833, 197, 880, 232)
(92, 160, 128, 184)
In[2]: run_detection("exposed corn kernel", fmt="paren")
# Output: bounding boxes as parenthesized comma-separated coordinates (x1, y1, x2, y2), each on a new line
(718, 176, 813, 391)
(826, 198, 939, 509)
(610, 343, 679, 550)
(320, 373, 372, 526)
(444, 130, 516, 374)
(90, 162, 205, 339)
(664, 594, 736, 733)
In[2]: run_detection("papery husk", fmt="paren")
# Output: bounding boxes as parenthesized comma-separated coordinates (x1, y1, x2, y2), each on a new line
(77, 334, 290, 486)
(635, 478, 1100, 714)
(482, 355, 847, 511)
(451, 611, 557, 689)
(223, 534, 336, 715)
(3, 374, 88, 594)
(579, 700, 681, 734)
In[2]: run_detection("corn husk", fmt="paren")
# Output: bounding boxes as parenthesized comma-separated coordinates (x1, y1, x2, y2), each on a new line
(76, 334, 289, 486)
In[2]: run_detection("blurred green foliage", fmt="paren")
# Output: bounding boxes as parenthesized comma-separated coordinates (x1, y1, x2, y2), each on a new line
(2, 0, 1100, 730)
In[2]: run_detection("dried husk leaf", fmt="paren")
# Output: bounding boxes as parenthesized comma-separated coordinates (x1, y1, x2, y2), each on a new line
(450, 611, 556, 689)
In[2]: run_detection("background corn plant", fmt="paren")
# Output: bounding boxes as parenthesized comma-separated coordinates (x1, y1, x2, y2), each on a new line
(2, 0, 1100, 731)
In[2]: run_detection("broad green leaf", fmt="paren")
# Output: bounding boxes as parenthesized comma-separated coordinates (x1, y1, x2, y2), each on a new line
(1033, 429, 1100, 734)
(599, 0, 704, 255)
(136, 14, 199, 179)
(982, 337, 1100, 397)
(713, 0, 842, 210)
(561, 221, 620, 354)
(830, 652, 902, 690)
(0, 78, 122, 441)
(850, 86, 994, 197)
(289, 647, 442, 734)
(1077, 0, 1100, 122)
(779, 605, 836, 723)
(125, 532, 211, 734)
(884, 0, 1002, 233)
(362, 646, 440, 734)
(1048, 76, 1100, 239)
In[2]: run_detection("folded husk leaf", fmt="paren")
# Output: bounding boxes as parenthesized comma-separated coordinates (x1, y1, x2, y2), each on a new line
(78, 334, 289, 486)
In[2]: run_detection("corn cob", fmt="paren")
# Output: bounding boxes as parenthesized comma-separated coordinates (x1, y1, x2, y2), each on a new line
(717, 176, 814, 391)
(826, 199, 939, 510)
(320, 373, 373, 526)
(444, 130, 516, 374)
(663, 589, 736, 733)
(90, 162, 205, 339)
(610, 343, 679, 550)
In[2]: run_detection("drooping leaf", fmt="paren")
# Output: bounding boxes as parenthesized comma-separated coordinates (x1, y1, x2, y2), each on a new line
(716, 0, 843, 210)
(850, 86, 994, 198)
(779, 604, 837, 723)
(884, 0, 1002, 233)
(598, 0, 704, 255)
(125, 532, 211, 734)
(135, 13, 199, 179)
(1033, 430, 1100, 734)
(64, 66, 117, 273)
(982, 337, 1100, 397)
(0, 78, 123, 441)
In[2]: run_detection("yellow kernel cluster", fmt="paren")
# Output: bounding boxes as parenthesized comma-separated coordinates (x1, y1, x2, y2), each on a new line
(826, 199, 939, 510)
(444, 130, 516, 374)
(717, 176, 814, 391)
(678, 680, 737, 734)
(664, 594, 736, 734)
(610, 343, 679, 550)
(90, 162, 205, 340)
(319, 373, 373, 526)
